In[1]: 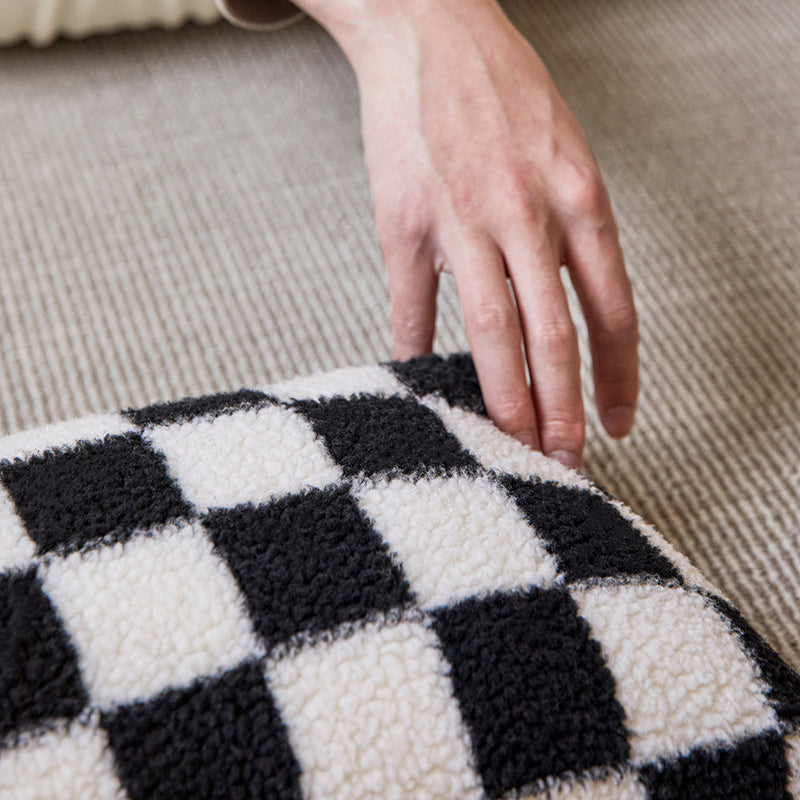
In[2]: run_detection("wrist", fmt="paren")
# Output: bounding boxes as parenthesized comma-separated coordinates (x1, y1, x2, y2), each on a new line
(290, 0, 414, 51)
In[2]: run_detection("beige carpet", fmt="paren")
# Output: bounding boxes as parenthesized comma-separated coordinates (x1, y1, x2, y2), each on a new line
(0, 0, 798, 668)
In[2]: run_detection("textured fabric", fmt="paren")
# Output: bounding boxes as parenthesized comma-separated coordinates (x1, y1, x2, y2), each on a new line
(0, 0, 219, 46)
(0, 0, 798, 684)
(0, 353, 799, 800)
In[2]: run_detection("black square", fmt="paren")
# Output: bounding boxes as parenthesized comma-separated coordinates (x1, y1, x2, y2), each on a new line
(291, 394, 478, 478)
(0, 433, 192, 554)
(203, 486, 413, 648)
(102, 660, 302, 800)
(0, 568, 88, 739)
(432, 586, 628, 798)
(124, 389, 274, 427)
(501, 476, 679, 583)
(639, 731, 791, 800)
(387, 353, 487, 415)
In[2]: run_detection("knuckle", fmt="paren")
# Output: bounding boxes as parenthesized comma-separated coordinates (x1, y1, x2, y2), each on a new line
(391, 311, 434, 347)
(560, 159, 606, 219)
(377, 196, 430, 250)
(533, 318, 576, 356)
(490, 394, 534, 429)
(597, 303, 639, 344)
(541, 416, 586, 452)
(472, 301, 516, 338)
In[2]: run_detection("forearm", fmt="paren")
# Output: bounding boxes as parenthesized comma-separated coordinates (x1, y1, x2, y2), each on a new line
(287, 0, 413, 66)
(287, 0, 507, 71)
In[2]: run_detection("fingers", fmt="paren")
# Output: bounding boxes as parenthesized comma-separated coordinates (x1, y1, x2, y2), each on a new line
(384, 231, 439, 361)
(502, 233, 585, 467)
(562, 194, 639, 439)
(450, 235, 541, 450)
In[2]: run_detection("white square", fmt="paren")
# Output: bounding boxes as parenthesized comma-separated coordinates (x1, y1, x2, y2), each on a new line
(145, 403, 342, 511)
(267, 616, 483, 800)
(0, 485, 36, 573)
(0, 720, 126, 800)
(267, 364, 409, 403)
(354, 473, 559, 609)
(0, 413, 137, 463)
(571, 582, 777, 765)
(421, 396, 593, 490)
(41, 521, 260, 707)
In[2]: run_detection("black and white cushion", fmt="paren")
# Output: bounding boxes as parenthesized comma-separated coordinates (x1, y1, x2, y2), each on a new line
(0, 353, 798, 799)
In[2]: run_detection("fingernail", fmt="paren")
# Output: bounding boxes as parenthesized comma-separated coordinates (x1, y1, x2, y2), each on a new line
(513, 432, 538, 449)
(547, 450, 582, 469)
(601, 406, 635, 439)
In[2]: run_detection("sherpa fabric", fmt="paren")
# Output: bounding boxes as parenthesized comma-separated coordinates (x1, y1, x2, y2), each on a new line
(0, 353, 799, 800)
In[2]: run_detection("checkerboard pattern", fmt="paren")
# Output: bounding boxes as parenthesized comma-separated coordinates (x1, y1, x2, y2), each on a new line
(1, 353, 798, 800)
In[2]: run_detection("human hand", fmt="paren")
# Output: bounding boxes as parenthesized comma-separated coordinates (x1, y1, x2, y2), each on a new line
(300, 0, 639, 468)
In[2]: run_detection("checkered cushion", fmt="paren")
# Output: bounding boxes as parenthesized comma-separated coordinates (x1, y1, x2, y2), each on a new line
(0, 353, 798, 800)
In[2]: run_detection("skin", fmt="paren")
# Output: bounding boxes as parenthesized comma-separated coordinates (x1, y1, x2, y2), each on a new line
(289, 0, 639, 468)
